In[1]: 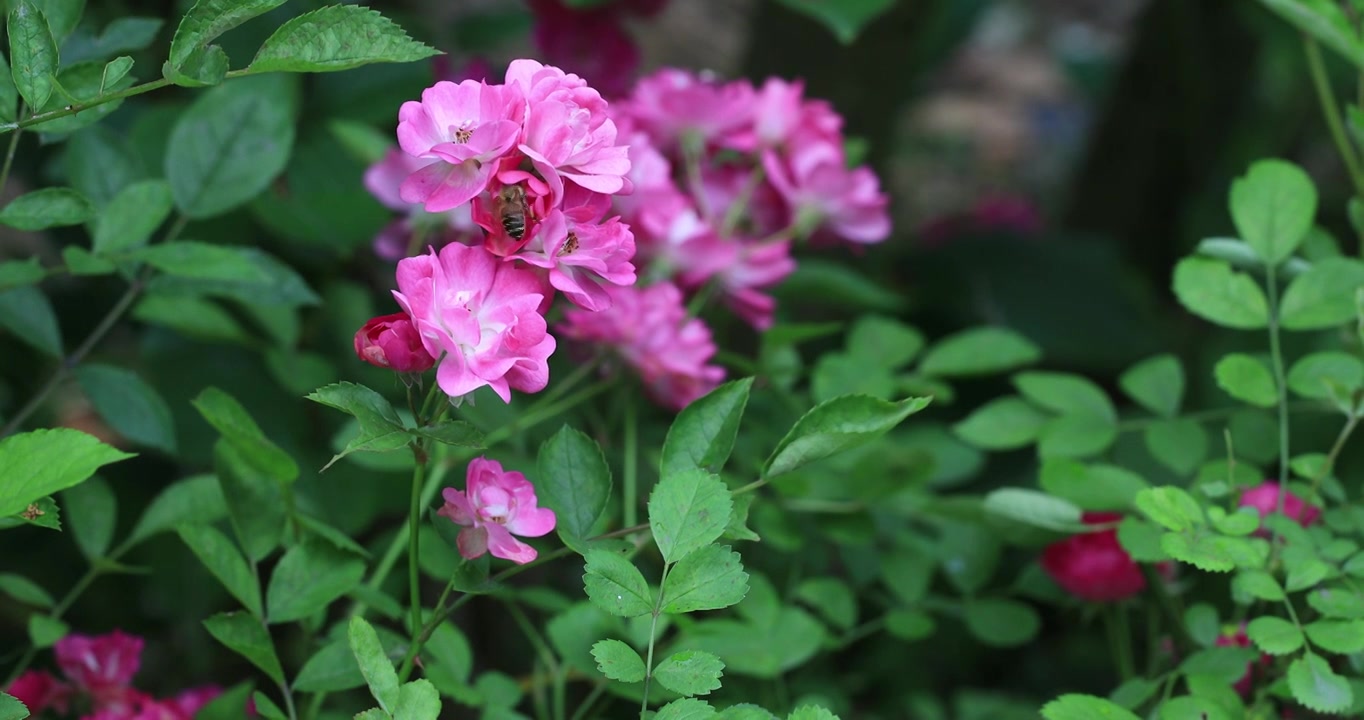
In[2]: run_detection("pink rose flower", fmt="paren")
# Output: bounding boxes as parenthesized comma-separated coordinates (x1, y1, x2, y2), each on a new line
(510, 183, 636, 311)
(624, 69, 755, 150)
(679, 236, 796, 330)
(170, 685, 223, 717)
(505, 59, 631, 205)
(354, 312, 438, 374)
(7, 670, 70, 715)
(765, 140, 890, 244)
(1040, 512, 1147, 602)
(397, 80, 526, 212)
(558, 282, 724, 410)
(1238, 481, 1321, 530)
(393, 242, 556, 402)
(527, 0, 640, 99)
(438, 457, 557, 564)
(364, 148, 476, 261)
(55, 630, 144, 709)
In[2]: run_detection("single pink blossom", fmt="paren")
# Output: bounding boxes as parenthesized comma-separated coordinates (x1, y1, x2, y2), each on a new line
(393, 242, 556, 402)
(724, 77, 806, 151)
(680, 236, 796, 330)
(765, 140, 891, 244)
(1238, 481, 1321, 529)
(505, 59, 631, 205)
(623, 69, 755, 150)
(438, 457, 557, 564)
(558, 282, 724, 410)
(699, 163, 789, 237)
(55, 630, 143, 709)
(397, 80, 526, 212)
(512, 204, 637, 311)
(7, 671, 70, 715)
(354, 312, 438, 374)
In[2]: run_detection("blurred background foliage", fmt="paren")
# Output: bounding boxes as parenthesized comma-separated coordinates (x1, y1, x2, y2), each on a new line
(2, 0, 1360, 717)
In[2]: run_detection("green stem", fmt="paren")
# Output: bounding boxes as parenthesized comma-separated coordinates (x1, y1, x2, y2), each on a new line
(0, 117, 23, 196)
(0, 71, 249, 134)
(277, 679, 299, 720)
(1143, 565, 1194, 653)
(1265, 264, 1291, 530)
(407, 454, 426, 643)
(1105, 605, 1135, 681)
(1309, 414, 1361, 503)
(1115, 401, 1329, 433)
(639, 564, 672, 717)
(567, 682, 610, 720)
(623, 397, 638, 528)
(718, 164, 766, 237)
(1304, 36, 1364, 201)
(507, 602, 564, 720)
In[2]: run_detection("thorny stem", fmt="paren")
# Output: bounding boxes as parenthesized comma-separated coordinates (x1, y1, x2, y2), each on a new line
(640, 564, 672, 717)
(1304, 36, 1364, 203)
(0, 215, 189, 439)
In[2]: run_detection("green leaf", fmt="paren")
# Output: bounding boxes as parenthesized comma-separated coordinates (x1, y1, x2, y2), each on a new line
(1184, 604, 1221, 647)
(144, 244, 318, 308)
(12, 495, 59, 530)
(648, 468, 732, 564)
(1308, 585, 1364, 618)
(251, 693, 286, 720)
(1134, 486, 1204, 532)
(177, 524, 263, 618)
(306, 381, 407, 470)
(193, 387, 298, 483)
(655, 698, 716, 720)
(27, 614, 66, 648)
(203, 611, 284, 685)
(1014, 371, 1116, 421)
(0, 188, 93, 230)
(660, 378, 753, 479)
(126, 474, 226, 548)
(590, 639, 645, 683)
(884, 608, 935, 641)
(7, 1, 58, 109)
(247, 5, 440, 74)
(847, 316, 924, 367)
(786, 708, 838, 720)
(0, 573, 53, 608)
(194, 682, 254, 720)
(1261, 0, 1364, 70)
(881, 543, 934, 604)
(1036, 415, 1117, 459)
(165, 74, 296, 218)
(764, 395, 931, 479)
(29, 59, 136, 135)
(773, 0, 897, 43)
(1041, 695, 1142, 720)
(654, 650, 724, 697)
(1160, 533, 1238, 573)
(75, 364, 176, 452)
(393, 678, 440, 720)
(92, 180, 172, 254)
(1234, 570, 1285, 601)
(662, 544, 749, 614)
(265, 539, 366, 623)
(536, 425, 611, 554)
(1279, 257, 1364, 330)
(213, 441, 286, 562)
(61, 476, 114, 559)
(1179, 646, 1259, 683)
(982, 487, 1085, 532)
(0, 51, 15, 125)
(349, 616, 399, 714)
(1288, 653, 1354, 714)
(0, 428, 132, 518)
(62, 247, 114, 275)
(1246, 615, 1304, 655)
(1304, 619, 1364, 654)
(1230, 159, 1317, 265)
(36, 0, 83, 42)
(0, 257, 45, 291)
(0, 285, 61, 356)
(1143, 419, 1209, 477)
(1288, 351, 1364, 400)
(62, 16, 163, 66)
(1038, 459, 1147, 511)
(582, 548, 653, 618)
(166, 0, 288, 71)
(794, 577, 856, 631)
(100, 55, 133, 92)
(295, 639, 368, 692)
(1172, 256, 1270, 329)
(962, 598, 1040, 648)
(1214, 353, 1278, 407)
(1118, 518, 1167, 562)
(951, 396, 1046, 450)
(918, 326, 1040, 377)
(1119, 354, 1185, 417)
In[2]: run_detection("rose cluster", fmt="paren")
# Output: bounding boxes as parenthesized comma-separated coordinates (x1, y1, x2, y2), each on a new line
(7, 630, 224, 720)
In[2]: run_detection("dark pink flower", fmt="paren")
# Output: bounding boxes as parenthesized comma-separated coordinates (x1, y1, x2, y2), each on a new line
(393, 242, 556, 402)
(1238, 481, 1321, 529)
(624, 69, 755, 150)
(397, 80, 526, 212)
(513, 209, 637, 311)
(1041, 512, 1147, 602)
(438, 457, 557, 564)
(558, 282, 724, 410)
(170, 684, 222, 717)
(55, 630, 143, 709)
(680, 237, 796, 330)
(7, 670, 70, 715)
(765, 140, 890, 244)
(354, 312, 438, 374)
(527, 0, 640, 99)
(1216, 625, 1271, 696)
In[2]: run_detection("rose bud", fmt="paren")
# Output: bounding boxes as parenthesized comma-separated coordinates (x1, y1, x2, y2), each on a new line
(1041, 512, 1148, 602)
(1238, 480, 1321, 529)
(354, 313, 436, 373)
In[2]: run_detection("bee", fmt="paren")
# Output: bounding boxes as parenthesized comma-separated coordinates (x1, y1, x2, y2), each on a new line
(561, 231, 579, 256)
(494, 185, 530, 241)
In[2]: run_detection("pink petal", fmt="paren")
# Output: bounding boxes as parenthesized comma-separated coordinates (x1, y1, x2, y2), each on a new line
(484, 523, 538, 564)
(507, 506, 556, 537)
(456, 526, 489, 560)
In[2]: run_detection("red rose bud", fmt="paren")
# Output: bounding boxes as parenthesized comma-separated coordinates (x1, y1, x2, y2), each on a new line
(1238, 481, 1321, 529)
(1041, 512, 1147, 602)
(354, 313, 436, 373)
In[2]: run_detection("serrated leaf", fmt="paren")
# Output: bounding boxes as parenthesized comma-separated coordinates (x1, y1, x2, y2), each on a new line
(1246, 615, 1304, 655)
(655, 698, 716, 720)
(648, 468, 732, 564)
(8, 1, 58, 109)
(590, 639, 645, 683)
(0, 428, 132, 518)
(919, 326, 1040, 377)
(1040, 694, 1142, 720)
(167, 0, 288, 71)
(660, 378, 752, 478)
(247, 5, 440, 74)
(393, 678, 440, 720)
(582, 549, 653, 618)
(654, 650, 724, 697)
(1234, 570, 1285, 601)
(662, 544, 749, 614)
(1305, 619, 1364, 654)
(178, 524, 262, 617)
(1134, 486, 1204, 532)
(536, 425, 611, 554)
(349, 616, 399, 714)
(0, 188, 93, 230)
(1119, 354, 1184, 417)
(193, 387, 298, 483)
(265, 539, 366, 623)
(764, 395, 930, 479)
(1230, 159, 1317, 265)
(1172, 256, 1270, 329)
(203, 612, 284, 685)
(1288, 653, 1354, 713)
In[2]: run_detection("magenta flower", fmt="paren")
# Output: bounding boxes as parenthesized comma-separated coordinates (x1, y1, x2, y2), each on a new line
(7, 670, 70, 715)
(505, 59, 631, 205)
(558, 282, 724, 410)
(353, 312, 437, 374)
(515, 210, 637, 311)
(438, 457, 557, 564)
(680, 236, 796, 330)
(1040, 512, 1147, 602)
(364, 148, 476, 261)
(1238, 481, 1321, 529)
(528, 0, 641, 99)
(397, 80, 526, 212)
(393, 242, 556, 402)
(765, 140, 890, 244)
(56, 630, 143, 710)
(624, 69, 755, 150)
(169, 685, 223, 717)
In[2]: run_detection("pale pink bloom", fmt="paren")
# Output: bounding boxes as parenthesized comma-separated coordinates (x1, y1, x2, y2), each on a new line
(1239, 481, 1321, 529)
(632, 194, 713, 281)
(514, 210, 636, 311)
(393, 242, 556, 402)
(725, 77, 806, 151)
(680, 237, 796, 330)
(504, 59, 631, 205)
(438, 457, 557, 564)
(558, 282, 724, 410)
(7, 670, 70, 715)
(56, 630, 143, 710)
(397, 80, 526, 212)
(365, 148, 476, 260)
(765, 140, 890, 244)
(624, 69, 755, 150)
(528, 0, 640, 99)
